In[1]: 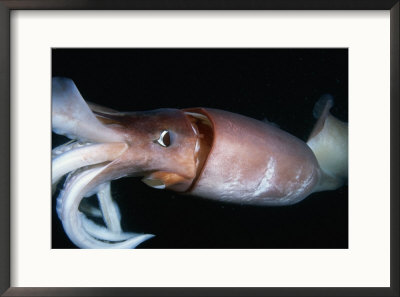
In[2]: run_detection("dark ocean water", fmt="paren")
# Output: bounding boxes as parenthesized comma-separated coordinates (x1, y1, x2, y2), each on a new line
(52, 48, 348, 248)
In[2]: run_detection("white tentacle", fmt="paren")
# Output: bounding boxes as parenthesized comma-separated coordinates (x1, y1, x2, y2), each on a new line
(52, 142, 128, 186)
(97, 182, 122, 233)
(81, 216, 147, 242)
(57, 166, 154, 249)
(52, 140, 87, 159)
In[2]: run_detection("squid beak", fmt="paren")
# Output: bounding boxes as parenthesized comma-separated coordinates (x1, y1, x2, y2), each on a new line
(142, 172, 188, 191)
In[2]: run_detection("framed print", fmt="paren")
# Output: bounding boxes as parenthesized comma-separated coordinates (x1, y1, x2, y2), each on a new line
(1, 1, 399, 296)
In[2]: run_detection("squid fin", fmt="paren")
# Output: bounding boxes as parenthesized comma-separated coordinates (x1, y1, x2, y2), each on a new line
(307, 95, 348, 192)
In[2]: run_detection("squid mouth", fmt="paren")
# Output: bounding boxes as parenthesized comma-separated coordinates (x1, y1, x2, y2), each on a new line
(52, 95, 214, 249)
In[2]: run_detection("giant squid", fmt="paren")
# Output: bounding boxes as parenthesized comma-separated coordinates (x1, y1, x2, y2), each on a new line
(52, 77, 348, 249)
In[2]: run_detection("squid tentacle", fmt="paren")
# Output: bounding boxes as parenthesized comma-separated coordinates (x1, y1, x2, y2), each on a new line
(81, 216, 144, 242)
(56, 165, 154, 249)
(52, 140, 88, 159)
(52, 142, 128, 186)
(96, 182, 122, 233)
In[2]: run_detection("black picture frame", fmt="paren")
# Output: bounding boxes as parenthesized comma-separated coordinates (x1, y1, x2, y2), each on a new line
(0, 1, 398, 296)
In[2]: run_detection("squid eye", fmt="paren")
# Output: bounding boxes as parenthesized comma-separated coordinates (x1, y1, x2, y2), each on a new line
(156, 130, 171, 147)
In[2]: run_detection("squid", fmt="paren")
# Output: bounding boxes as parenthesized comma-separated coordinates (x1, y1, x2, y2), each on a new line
(52, 77, 348, 249)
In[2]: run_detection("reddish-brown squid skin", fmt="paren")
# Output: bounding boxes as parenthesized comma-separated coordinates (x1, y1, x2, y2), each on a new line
(184, 108, 322, 206)
(89, 108, 201, 193)
(93, 107, 322, 206)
